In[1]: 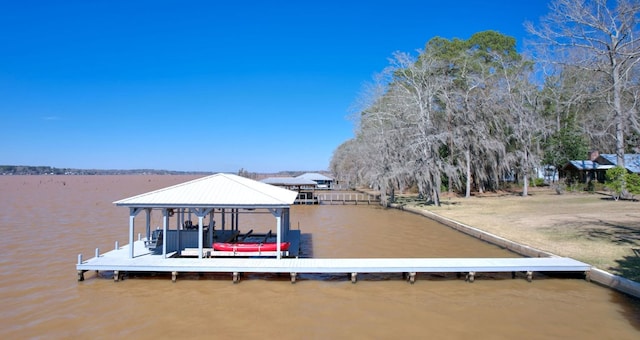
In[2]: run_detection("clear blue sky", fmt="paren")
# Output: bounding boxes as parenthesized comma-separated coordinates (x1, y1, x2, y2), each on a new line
(0, 0, 550, 173)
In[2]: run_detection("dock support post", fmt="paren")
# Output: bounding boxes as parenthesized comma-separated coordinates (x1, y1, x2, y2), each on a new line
(526, 271, 533, 282)
(290, 272, 297, 284)
(233, 272, 240, 284)
(114, 270, 120, 282)
(585, 270, 591, 282)
(77, 254, 85, 281)
(115, 241, 119, 250)
(172, 271, 177, 283)
(351, 272, 357, 284)
(408, 272, 416, 284)
(466, 272, 475, 283)
(95, 248, 100, 258)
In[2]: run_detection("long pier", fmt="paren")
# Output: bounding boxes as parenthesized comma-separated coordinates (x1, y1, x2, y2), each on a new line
(76, 241, 591, 284)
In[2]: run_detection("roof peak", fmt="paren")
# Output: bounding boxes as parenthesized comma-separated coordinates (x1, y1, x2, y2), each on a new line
(113, 173, 298, 207)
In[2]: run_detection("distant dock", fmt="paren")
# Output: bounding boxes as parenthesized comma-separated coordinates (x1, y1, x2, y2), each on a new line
(295, 192, 381, 205)
(319, 192, 380, 205)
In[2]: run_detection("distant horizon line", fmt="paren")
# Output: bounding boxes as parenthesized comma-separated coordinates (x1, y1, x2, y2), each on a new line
(0, 165, 330, 176)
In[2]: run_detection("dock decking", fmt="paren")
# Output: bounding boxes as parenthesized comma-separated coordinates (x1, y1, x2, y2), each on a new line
(77, 240, 591, 283)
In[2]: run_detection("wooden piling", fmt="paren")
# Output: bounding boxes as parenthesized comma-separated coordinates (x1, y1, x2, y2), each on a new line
(466, 271, 475, 283)
(408, 272, 416, 284)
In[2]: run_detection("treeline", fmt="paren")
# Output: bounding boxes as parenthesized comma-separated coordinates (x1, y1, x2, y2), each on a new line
(330, 0, 640, 206)
(0, 165, 211, 176)
(1, 165, 330, 177)
(0, 166, 65, 175)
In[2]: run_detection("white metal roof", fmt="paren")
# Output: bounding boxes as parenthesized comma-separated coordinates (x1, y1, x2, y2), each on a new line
(260, 177, 317, 186)
(114, 173, 298, 208)
(296, 172, 334, 181)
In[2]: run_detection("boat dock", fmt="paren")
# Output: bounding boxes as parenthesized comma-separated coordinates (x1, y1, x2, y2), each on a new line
(77, 241, 591, 284)
(75, 174, 592, 285)
(292, 192, 381, 205)
(316, 192, 380, 205)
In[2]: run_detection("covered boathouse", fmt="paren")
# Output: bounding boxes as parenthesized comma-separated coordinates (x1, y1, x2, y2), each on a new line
(78, 173, 299, 267)
(114, 173, 299, 260)
(76, 173, 300, 281)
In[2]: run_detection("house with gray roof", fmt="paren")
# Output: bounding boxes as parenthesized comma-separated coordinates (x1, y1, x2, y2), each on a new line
(597, 153, 640, 174)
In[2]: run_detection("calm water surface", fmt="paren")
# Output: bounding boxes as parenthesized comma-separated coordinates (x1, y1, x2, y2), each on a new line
(1, 175, 639, 339)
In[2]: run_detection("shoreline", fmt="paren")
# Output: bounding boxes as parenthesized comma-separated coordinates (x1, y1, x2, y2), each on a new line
(381, 188, 640, 298)
(392, 203, 640, 298)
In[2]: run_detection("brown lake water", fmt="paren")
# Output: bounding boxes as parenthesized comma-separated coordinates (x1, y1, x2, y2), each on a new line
(1, 175, 639, 339)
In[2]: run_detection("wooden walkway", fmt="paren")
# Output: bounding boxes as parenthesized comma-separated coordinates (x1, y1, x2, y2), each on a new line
(77, 241, 591, 284)
(317, 192, 380, 205)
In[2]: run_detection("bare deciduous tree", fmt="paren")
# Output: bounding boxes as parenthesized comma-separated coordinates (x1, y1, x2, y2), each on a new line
(495, 55, 550, 196)
(526, 0, 640, 168)
(332, 31, 549, 203)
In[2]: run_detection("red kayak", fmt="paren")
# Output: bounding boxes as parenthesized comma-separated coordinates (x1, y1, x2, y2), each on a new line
(212, 242, 290, 252)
